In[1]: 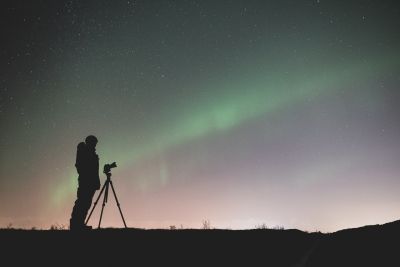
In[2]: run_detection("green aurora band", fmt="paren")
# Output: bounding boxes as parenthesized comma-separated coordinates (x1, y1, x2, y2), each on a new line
(52, 55, 398, 206)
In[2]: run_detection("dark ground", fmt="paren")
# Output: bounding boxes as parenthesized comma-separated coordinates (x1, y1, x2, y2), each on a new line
(1, 220, 399, 266)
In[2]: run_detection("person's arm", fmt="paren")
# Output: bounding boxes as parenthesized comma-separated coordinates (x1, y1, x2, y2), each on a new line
(75, 142, 87, 175)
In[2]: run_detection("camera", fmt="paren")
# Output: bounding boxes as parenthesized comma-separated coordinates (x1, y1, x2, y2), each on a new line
(103, 162, 117, 174)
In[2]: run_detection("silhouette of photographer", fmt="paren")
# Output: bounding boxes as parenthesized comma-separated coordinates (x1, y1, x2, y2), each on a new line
(70, 135, 101, 230)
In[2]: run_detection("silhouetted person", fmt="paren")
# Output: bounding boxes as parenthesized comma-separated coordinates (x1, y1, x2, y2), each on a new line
(70, 135, 100, 230)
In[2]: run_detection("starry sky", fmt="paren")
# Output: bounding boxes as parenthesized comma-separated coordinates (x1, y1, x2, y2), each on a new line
(1, 0, 399, 231)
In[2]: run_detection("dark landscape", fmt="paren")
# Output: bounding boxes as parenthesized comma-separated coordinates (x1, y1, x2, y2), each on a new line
(2, 220, 399, 266)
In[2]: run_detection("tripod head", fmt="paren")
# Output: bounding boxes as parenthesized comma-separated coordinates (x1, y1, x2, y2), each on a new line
(103, 162, 117, 177)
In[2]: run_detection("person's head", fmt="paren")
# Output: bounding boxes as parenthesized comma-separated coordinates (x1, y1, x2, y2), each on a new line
(85, 135, 98, 150)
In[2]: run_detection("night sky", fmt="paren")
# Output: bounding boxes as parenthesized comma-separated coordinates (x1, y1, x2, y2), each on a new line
(1, 0, 399, 231)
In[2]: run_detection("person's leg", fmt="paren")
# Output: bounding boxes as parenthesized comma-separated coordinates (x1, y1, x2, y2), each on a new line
(70, 186, 85, 229)
(82, 188, 97, 223)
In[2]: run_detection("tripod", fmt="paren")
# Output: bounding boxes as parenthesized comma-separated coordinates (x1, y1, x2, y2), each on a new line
(85, 172, 127, 228)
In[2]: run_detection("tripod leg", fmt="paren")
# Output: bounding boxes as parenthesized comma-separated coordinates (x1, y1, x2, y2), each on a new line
(109, 181, 128, 228)
(85, 181, 107, 225)
(98, 181, 109, 229)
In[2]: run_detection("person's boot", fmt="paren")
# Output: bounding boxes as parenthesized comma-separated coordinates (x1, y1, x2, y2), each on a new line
(69, 219, 77, 231)
(83, 224, 92, 230)
(70, 218, 92, 231)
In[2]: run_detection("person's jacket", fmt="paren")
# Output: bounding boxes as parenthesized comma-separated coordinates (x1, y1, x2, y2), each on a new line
(75, 142, 100, 190)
